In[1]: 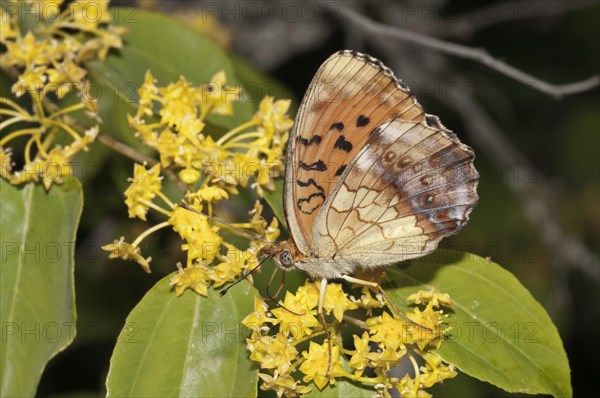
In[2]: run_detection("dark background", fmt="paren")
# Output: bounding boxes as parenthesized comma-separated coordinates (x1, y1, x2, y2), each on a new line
(33, 1, 599, 397)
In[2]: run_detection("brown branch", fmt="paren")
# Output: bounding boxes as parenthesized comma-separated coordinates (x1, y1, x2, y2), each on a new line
(332, 4, 600, 99)
(454, 0, 598, 33)
(97, 134, 187, 193)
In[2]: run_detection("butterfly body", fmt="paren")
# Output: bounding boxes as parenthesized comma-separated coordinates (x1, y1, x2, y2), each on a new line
(264, 50, 478, 283)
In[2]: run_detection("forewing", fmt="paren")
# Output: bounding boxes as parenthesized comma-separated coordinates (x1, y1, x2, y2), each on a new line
(283, 50, 425, 253)
(313, 118, 479, 266)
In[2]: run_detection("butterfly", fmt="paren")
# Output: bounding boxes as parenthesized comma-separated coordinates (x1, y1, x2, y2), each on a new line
(260, 50, 479, 309)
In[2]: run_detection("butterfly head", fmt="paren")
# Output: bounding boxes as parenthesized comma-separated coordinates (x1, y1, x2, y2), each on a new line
(258, 240, 301, 272)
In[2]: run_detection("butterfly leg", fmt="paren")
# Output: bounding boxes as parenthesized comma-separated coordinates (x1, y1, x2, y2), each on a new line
(274, 271, 287, 298)
(265, 269, 304, 316)
(317, 278, 333, 377)
(341, 274, 432, 331)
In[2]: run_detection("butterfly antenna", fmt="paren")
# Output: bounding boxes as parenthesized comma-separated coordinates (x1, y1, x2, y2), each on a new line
(178, 202, 267, 243)
(219, 253, 272, 297)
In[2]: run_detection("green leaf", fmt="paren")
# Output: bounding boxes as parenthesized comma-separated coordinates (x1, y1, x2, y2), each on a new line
(385, 250, 572, 398)
(105, 275, 259, 397)
(86, 8, 255, 143)
(0, 180, 82, 397)
(263, 178, 286, 232)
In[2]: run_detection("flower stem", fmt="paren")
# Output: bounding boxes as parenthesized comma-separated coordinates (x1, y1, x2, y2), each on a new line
(0, 109, 22, 118)
(216, 120, 258, 146)
(0, 127, 43, 147)
(408, 352, 421, 395)
(138, 198, 172, 218)
(24, 137, 35, 164)
(0, 97, 30, 115)
(52, 120, 82, 142)
(34, 135, 49, 158)
(221, 132, 263, 149)
(156, 190, 176, 209)
(32, 94, 45, 119)
(48, 102, 86, 119)
(132, 221, 170, 247)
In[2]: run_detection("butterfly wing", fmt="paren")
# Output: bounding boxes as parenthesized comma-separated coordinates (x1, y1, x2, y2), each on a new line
(312, 118, 479, 266)
(284, 50, 425, 254)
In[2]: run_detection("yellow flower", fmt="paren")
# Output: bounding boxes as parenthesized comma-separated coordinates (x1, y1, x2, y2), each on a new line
(0, 8, 18, 43)
(203, 160, 239, 186)
(183, 228, 222, 263)
(247, 200, 280, 242)
(178, 117, 206, 140)
(258, 373, 311, 398)
(160, 98, 196, 129)
(299, 341, 343, 390)
(210, 243, 248, 287)
(194, 185, 229, 202)
(264, 218, 281, 243)
(199, 70, 240, 117)
(46, 56, 88, 98)
(357, 286, 385, 315)
(178, 168, 201, 185)
(128, 115, 158, 146)
(368, 311, 409, 351)
(102, 236, 152, 273)
(155, 128, 180, 167)
(254, 96, 294, 135)
(247, 332, 298, 375)
(169, 262, 211, 297)
(323, 283, 359, 322)
(136, 70, 159, 118)
(60, 0, 111, 31)
(407, 289, 452, 307)
(169, 205, 201, 238)
(11, 66, 47, 97)
(242, 297, 275, 331)
(92, 25, 127, 60)
(170, 207, 222, 263)
(348, 332, 371, 376)
(3, 32, 48, 67)
(0, 147, 13, 180)
(247, 285, 456, 395)
(271, 291, 320, 341)
(393, 374, 430, 398)
(366, 346, 404, 372)
(294, 282, 320, 310)
(43, 147, 72, 188)
(63, 126, 99, 157)
(418, 352, 457, 388)
(406, 305, 445, 350)
(124, 163, 163, 220)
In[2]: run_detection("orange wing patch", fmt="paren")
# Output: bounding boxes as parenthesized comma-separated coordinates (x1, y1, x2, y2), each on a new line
(287, 51, 426, 249)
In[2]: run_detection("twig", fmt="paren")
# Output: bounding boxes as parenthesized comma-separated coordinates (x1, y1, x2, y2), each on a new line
(97, 134, 188, 193)
(332, 4, 600, 99)
(453, 0, 598, 33)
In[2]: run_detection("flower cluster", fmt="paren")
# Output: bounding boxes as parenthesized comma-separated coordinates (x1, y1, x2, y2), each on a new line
(128, 70, 290, 196)
(1, 0, 125, 189)
(103, 71, 290, 294)
(243, 283, 456, 397)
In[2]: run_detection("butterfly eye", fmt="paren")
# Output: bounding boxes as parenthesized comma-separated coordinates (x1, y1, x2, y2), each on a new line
(278, 251, 294, 269)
